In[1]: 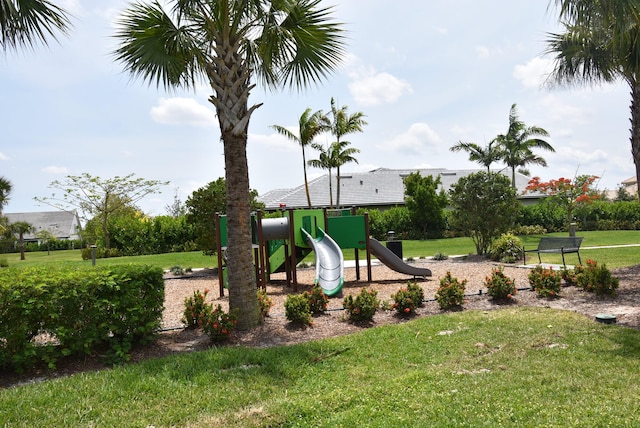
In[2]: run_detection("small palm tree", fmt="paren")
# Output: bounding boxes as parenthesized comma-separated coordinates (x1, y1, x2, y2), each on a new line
(272, 108, 329, 208)
(0, 176, 12, 215)
(327, 98, 366, 207)
(10, 221, 33, 260)
(449, 140, 503, 173)
(0, 0, 71, 53)
(494, 103, 554, 188)
(113, 0, 345, 329)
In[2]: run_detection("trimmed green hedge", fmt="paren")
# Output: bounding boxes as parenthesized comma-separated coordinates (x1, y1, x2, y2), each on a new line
(0, 264, 164, 372)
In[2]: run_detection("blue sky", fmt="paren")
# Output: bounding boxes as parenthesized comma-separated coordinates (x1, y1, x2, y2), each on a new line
(1, 0, 633, 217)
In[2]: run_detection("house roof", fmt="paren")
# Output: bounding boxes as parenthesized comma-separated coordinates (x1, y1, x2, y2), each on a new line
(4, 210, 81, 240)
(258, 167, 536, 210)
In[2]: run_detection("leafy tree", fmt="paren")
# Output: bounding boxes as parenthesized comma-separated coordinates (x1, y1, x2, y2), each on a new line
(35, 173, 168, 249)
(525, 175, 601, 231)
(0, 0, 71, 54)
(449, 140, 502, 173)
(449, 172, 520, 255)
(403, 172, 448, 238)
(494, 104, 554, 187)
(185, 178, 264, 256)
(546, 0, 640, 199)
(326, 98, 366, 208)
(35, 229, 56, 255)
(614, 185, 637, 202)
(0, 176, 12, 215)
(113, 0, 345, 330)
(272, 108, 328, 208)
(9, 221, 33, 260)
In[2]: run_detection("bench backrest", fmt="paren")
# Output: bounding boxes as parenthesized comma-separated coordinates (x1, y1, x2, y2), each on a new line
(537, 236, 583, 250)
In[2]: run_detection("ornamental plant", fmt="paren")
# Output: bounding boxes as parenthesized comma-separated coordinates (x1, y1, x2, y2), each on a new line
(343, 288, 379, 322)
(435, 271, 467, 309)
(257, 289, 274, 320)
(576, 259, 619, 296)
(490, 233, 524, 263)
(182, 289, 211, 329)
(390, 282, 424, 315)
(528, 266, 562, 298)
(202, 304, 238, 342)
(484, 267, 517, 300)
(304, 285, 329, 314)
(525, 175, 600, 230)
(561, 266, 582, 287)
(284, 294, 313, 326)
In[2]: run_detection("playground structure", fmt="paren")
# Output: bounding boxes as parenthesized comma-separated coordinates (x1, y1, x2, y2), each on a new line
(215, 208, 432, 297)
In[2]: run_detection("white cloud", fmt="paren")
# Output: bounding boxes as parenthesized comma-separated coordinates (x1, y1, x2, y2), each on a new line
(346, 63, 413, 107)
(514, 57, 554, 88)
(378, 123, 441, 155)
(250, 132, 302, 152)
(41, 166, 69, 174)
(0, 152, 8, 160)
(150, 97, 216, 127)
(475, 45, 490, 59)
(556, 146, 609, 164)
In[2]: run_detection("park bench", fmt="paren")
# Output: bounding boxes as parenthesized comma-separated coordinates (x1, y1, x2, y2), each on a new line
(524, 236, 583, 268)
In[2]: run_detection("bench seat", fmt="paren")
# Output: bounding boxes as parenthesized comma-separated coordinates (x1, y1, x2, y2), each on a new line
(524, 237, 583, 268)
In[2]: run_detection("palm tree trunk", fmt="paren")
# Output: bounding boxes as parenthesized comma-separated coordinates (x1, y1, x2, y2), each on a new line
(302, 147, 312, 208)
(630, 81, 640, 201)
(336, 166, 341, 209)
(328, 169, 334, 209)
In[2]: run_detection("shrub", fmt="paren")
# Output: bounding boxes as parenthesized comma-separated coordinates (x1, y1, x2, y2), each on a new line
(484, 267, 517, 300)
(390, 282, 423, 316)
(343, 288, 379, 322)
(284, 294, 313, 326)
(0, 257, 7, 268)
(304, 285, 329, 314)
(182, 289, 211, 329)
(576, 259, 619, 296)
(561, 265, 583, 287)
(435, 271, 467, 309)
(257, 289, 274, 320)
(528, 266, 562, 298)
(432, 252, 448, 260)
(202, 305, 238, 342)
(490, 233, 524, 263)
(510, 224, 547, 235)
(169, 265, 185, 276)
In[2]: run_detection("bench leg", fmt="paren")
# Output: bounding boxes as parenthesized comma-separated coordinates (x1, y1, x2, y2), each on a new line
(577, 252, 582, 266)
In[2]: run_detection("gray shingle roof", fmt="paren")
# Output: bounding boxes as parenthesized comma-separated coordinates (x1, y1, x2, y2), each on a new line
(258, 168, 535, 210)
(4, 210, 82, 240)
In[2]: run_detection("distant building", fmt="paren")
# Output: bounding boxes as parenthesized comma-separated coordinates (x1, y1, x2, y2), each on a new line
(258, 167, 538, 211)
(4, 210, 82, 243)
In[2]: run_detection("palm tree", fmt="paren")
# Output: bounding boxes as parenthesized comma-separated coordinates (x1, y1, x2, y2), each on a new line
(0, 0, 71, 53)
(494, 103, 554, 188)
(449, 140, 503, 173)
(9, 221, 33, 260)
(308, 142, 335, 208)
(546, 0, 640, 199)
(272, 108, 329, 208)
(113, 0, 345, 330)
(327, 98, 366, 207)
(0, 176, 12, 215)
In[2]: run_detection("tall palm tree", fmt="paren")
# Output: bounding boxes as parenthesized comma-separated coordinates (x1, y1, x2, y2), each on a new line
(0, 0, 71, 53)
(0, 176, 12, 215)
(546, 0, 640, 199)
(271, 108, 329, 208)
(494, 103, 554, 188)
(113, 0, 345, 329)
(327, 98, 366, 207)
(308, 141, 335, 208)
(449, 140, 503, 173)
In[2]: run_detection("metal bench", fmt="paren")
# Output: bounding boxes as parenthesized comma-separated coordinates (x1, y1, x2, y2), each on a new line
(524, 236, 583, 268)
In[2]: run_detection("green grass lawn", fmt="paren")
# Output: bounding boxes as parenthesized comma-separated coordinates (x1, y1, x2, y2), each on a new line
(1, 308, 639, 426)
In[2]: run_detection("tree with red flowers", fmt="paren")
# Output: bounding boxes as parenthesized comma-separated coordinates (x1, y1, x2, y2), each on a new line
(525, 175, 601, 231)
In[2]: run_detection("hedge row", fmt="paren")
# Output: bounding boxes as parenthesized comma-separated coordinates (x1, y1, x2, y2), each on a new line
(0, 264, 164, 372)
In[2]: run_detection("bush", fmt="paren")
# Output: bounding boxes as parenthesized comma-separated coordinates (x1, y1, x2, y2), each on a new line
(390, 282, 424, 315)
(510, 224, 547, 235)
(343, 288, 379, 322)
(432, 252, 448, 260)
(561, 266, 582, 287)
(284, 294, 313, 326)
(490, 233, 524, 263)
(304, 285, 329, 314)
(182, 289, 211, 329)
(528, 266, 562, 298)
(257, 289, 274, 320)
(484, 267, 517, 300)
(435, 271, 467, 309)
(202, 305, 238, 342)
(576, 259, 619, 296)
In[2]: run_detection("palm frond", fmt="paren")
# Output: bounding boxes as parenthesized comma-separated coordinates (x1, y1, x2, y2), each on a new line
(0, 0, 72, 52)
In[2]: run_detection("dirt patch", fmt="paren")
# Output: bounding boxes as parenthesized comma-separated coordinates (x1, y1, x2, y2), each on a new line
(3, 259, 640, 388)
